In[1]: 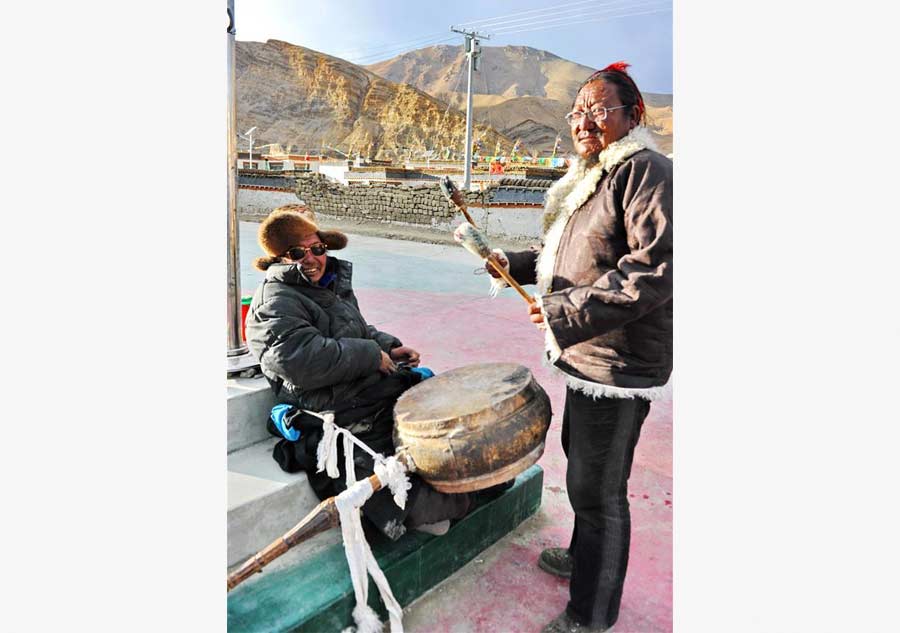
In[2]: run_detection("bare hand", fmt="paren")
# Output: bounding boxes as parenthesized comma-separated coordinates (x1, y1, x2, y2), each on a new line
(379, 350, 398, 374)
(390, 345, 421, 367)
(485, 253, 508, 279)
(528, 300, 545, 326)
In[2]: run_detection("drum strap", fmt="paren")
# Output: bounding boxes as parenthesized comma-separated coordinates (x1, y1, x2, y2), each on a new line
(306, 409, 411, 633)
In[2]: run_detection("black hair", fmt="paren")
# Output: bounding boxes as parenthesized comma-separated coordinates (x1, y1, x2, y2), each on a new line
(573, 68, 646, 125)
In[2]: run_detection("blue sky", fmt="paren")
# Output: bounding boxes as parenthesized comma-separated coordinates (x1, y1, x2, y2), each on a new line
(236, 0, 673, 94)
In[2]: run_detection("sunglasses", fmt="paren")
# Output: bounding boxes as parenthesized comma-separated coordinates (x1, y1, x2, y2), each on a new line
(284, 243, 328, 260)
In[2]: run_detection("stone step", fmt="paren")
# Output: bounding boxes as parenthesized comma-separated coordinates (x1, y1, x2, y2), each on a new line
(227, 438, 340, 569)
(228, 375, 277, 454)
(227, 464, 544, 633)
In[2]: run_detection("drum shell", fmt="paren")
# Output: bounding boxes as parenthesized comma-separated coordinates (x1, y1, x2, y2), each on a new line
(393, 363, 552, 493)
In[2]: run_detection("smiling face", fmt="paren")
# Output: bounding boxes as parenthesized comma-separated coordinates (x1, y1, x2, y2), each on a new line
(570, 79, 640, 160)
(283, 232, 328, 284)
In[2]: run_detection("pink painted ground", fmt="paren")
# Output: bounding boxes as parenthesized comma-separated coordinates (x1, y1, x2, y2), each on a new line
(356, 288, 672, 633)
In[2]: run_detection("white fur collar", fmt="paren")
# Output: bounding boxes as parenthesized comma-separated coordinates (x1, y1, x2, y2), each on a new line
(536, 126, 657, 294)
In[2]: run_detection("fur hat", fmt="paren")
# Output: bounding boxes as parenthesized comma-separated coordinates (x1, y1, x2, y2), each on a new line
(253, 204, 348, 271)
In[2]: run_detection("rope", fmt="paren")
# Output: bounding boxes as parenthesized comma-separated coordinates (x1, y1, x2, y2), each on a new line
(306, 410, 411, 633)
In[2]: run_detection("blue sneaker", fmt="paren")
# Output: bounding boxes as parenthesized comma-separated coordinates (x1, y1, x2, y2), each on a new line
(270, 404, 300, 441)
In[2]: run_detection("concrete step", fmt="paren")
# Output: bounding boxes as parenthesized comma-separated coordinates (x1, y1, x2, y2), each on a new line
(227, 464, 545, 633)
(228, 375, 277, 454)
(227, 438, 340, 568)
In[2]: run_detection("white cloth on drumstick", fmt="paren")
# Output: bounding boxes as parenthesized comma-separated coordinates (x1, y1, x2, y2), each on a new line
(305, 410, 409, 633)
(335, 478, 404, 633)
(488, 248, 511, 298)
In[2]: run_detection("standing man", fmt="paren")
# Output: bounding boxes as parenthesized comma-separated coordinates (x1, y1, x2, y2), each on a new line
(488, 62, 672, 632)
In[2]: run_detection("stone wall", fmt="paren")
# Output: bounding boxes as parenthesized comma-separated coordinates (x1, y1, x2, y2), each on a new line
(236, 173, 548, 240)
(292, 173, 489, 227)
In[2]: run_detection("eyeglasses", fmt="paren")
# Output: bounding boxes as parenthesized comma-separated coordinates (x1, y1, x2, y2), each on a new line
(284, 243, 328, 260)
(564, 105, 629, 126)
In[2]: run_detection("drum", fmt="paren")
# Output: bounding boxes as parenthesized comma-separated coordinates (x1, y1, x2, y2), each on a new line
(393, 362, 552, 493)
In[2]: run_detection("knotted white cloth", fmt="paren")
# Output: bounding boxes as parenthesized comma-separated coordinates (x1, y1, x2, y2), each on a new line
(488, 248, 509, 298)
(304, 410, 410, 633)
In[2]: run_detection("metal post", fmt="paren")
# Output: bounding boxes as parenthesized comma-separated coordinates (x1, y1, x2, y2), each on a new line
(226, 0, 258, 374)
(450, 26, 490, 191)
(463, 36, 475, 190)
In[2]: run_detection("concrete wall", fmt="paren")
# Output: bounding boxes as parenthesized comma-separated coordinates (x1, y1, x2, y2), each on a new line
(466, 206, 543, 240)
(238, 188, 300, 218)
(317, 163, 349, 184)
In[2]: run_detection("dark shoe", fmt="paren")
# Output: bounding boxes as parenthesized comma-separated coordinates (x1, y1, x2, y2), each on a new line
(405, 484, 471, 528)
(541, 610, 611, 633)
(413, 519, 450, 536)
(538, 547, 573, 579)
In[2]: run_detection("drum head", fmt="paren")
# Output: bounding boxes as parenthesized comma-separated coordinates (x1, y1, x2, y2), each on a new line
(394, 362, 551, 493)
(395, 362, 533, 428)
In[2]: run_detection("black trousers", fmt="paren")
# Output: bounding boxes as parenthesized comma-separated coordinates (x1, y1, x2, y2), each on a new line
(561, 388, 651, 628)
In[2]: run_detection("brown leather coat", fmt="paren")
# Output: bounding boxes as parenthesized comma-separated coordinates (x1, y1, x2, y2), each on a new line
(507, 147, 672, 391)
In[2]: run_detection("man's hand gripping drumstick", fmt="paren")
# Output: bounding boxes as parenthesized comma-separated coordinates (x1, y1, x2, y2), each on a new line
(453, 222, 535, 306)
(439, 176, 536, 306)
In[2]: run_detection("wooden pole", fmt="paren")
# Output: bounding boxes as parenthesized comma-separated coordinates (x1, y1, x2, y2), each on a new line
(227, 472, 384, 592)
(439, 176, 478, 227)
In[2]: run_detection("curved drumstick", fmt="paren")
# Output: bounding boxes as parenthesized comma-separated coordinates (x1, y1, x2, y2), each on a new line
(439, 176, 478, 227)
(454, 223, 534, 305)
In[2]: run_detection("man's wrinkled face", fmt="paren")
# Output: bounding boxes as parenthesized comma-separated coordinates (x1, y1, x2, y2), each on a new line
(570, 80, 638, 160)
(284, 233, 328, 284)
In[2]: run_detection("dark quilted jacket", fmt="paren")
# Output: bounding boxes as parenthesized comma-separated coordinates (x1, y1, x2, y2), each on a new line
(245, 257, 402, 411)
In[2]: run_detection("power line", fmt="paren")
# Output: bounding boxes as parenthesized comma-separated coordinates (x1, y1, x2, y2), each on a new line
(488, 2, 638, 31)
(490, 1, 671, 34)
(339, 33, 456, 63)
(465, 0, 637, 31)
(454, 0, 606, 29)
(334, 30, 449, 59)
(348, 35, 458, 65)
(347, 35, 457, 64)
(494, 6, 671, 36)
(337, 1, 669, 67)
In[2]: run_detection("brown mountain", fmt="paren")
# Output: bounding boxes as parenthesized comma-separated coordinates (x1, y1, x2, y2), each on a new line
(366, 45, 596, 103)
(474, 96, 573, 155)
(236, 39, 513, 160)
(366, 45, 672, 155)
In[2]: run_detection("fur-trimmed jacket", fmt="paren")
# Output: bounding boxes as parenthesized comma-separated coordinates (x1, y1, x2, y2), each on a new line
(504, 127, 672, 399)
(245, 257, 402, 411)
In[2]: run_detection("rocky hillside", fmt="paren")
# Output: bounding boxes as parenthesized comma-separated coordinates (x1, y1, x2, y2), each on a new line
(236, 40, 513, 160)
(473, 96, 572, 155)
(366, 45, 672, 155)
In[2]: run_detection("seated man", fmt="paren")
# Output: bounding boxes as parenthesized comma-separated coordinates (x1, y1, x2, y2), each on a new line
(245, 204, 470, 539)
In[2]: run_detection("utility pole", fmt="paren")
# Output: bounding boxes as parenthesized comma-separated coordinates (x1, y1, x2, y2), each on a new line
(450, 26, 490, 190)
(226, 0, 258, 375)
